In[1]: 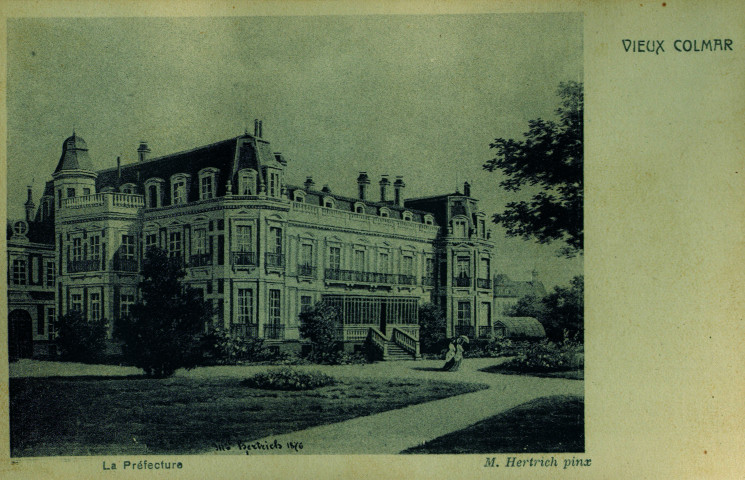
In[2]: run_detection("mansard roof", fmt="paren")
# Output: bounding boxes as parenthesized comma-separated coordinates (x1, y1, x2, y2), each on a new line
(54, 133, 95, 173)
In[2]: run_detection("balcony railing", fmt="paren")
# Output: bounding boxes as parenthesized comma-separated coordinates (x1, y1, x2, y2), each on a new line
(231, 251, 258, 266)
(477, 278, 491, 289)
(263, 323, 285, 340)
(113, 256, 139, 272)
(454, 324, 475, 338)
(397, 274, 417, 285)
(297, 264, 317, 277)
(230, 323, 258, 338)
(67, 259, 101, 273)
(453, 276, 472, 287)
(421, 276, 436, 286)
(189, 253, 212, 267)
(265, 252, 285, 268)
(325, 269, 397, 284)
(61, 192, 144, 209)
(478, 325, 493, 338)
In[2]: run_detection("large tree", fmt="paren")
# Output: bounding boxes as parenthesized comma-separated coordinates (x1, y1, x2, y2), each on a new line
(115, 247, 211, 377)
(484, 81, 583, 257)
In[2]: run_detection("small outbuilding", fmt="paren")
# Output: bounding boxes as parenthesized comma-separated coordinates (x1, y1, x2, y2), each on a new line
(492, 316, 546, 339)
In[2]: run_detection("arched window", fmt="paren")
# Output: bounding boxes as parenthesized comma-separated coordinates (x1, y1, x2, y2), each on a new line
(237, 169, 257, 196)
(402, 211, 413, 221)
(198, 168, 219, 200)
(293, 191, 305, 203)
(354, 202, 365, 214)
(424, 214, 435, 225)
(323, 196, 335, 209)
(144, 178, 165, 208)
(170, 174, 191, 205)
(379, 207, 390, 218)
(120, 183, 137, 194)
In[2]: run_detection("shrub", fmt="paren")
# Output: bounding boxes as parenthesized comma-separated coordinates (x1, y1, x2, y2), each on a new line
(299, 302, 340, 356)
(56, 310, 108, 363)
(241, 367, 336, 391)
(503, 339, 584, 373)
(463, 337, 529, 358)
(418, 303, 447, 354)
(202, 326, 267, 364)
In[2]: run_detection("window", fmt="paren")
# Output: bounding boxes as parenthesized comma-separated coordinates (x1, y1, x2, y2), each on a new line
(237, 289, 254, 324)
(426, 257, 435, 277)
(329, 246, 341, 270)
(355, 204, 365, 214)
(236, 225, 253, 252)
(323, 197, 335, 209)
(479, 219, 486, 238)
(148, 186, 158, 207)
(89, 235, 100, 260)
(67, 188, 76, 198)
(46, 308, 55, 338)
(294, 191, 305, 203)
(121, 235, 135, 259)
(83, 188, 91, 196)
(193, 229, 207, 254)
(238, 169, 256, 195)
(424, 214, 434, 225)
(198, 169, 217, 200)
(480, 258, 490, 279)
(300, 295, 312, 313)
(300, 244, 313, 266)
(379, 252, 389, 273)
(72, 238, 83, 261)
(402, 211, 413, 221)
(457, 301, 471, 325)
(90, 293, 101, 321)
(270, 227, 282, 254)
(402, 255, 413, 276)
(269, 290, 281, 325)
(268, 170, 280, 197)
(354, 250, 365, 272)
(218, 279, 224, 294)
(71, 294, 83, 312)
(172, 179, 187, 205)
(46, 261, 56, 286)
(145, 234, 157, 251)
(145, 178, 165, 208)
(120, 294, 135, 319)
(482, 302, 492, 327)
(169, 231, 182, 259)
(12, 259, 27, 285)
(454, 219, 467, 237)
(379, 207, 390, 218)
(456, 256, 471, 278)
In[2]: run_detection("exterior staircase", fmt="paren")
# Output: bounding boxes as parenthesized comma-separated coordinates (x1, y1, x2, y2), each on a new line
(384, 341, 417, 361)
(367, 327, 421, 361)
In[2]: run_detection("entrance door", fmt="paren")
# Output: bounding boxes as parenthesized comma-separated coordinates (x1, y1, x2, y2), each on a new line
(9, 309, 33, 359)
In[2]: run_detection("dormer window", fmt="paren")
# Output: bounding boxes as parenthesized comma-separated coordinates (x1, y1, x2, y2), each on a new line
(144, 178, 165, 208)
(323, 196, 335, 209)
(453, 217, 467, 237)
(424, 214, 435, 225)
(198, 168, 219, 200)
(170, 173, 191, 205)
(379, 207, 391, 218)
(354, 202, 365, 214)
(293, 191, 305, 203)
(238, 169, 257, 196)
(402, 211, 413, 221)
(120, 183, 136, 194)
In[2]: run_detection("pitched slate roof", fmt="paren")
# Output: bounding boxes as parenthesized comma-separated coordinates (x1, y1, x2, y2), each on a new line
(54, 134, 95, 173)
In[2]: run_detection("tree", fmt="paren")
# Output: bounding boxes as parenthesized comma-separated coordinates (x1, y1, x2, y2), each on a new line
(507, 275, 584, 342)
(56, 310, 108, 362)
(418, 303, 447, 354)
(298, 301, 340, 358)
(115, 247, 211, 377)
(484, 81, 583, 257)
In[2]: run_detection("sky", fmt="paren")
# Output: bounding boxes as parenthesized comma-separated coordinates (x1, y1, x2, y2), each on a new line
(6, 14, 583, 288)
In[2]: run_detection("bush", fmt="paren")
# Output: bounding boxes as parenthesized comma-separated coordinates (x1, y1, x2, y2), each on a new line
(299, 302, 340, 356)
(418, 303, 447, 354)
(305, 350, 369, 365)
(502, 339, 584, 373)
(463, 337, 531, 358)
(241, 367, 336, 391)
(202, 326, 267, 364)
(56, 311, 108, 363)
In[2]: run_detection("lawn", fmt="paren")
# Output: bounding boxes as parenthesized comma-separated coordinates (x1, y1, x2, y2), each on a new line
(402, 395, 584, 454)
(10, 374, 486, 456)
(481, 363, 584, 380)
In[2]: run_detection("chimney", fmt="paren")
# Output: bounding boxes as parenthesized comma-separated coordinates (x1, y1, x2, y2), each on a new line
(357, 172, 370, 200)
(321, 184, 331, 194)
(463, 181, 471, 197)
(254, 119, 259, 136)
(304, 176, 315, 190)
(258, 120, 263, 138)
(137, 141, 151, 162)
(116, 156, 121, 180)
(379, 175, 390, 203)
(393, 176, 405, 206)
(24, 186, 35, 221)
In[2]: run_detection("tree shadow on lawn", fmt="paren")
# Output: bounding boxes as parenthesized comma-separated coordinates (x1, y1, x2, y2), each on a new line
(402, 395, 584, 454)
(480, 364, 584, 380)
(411, 367, 447, 372)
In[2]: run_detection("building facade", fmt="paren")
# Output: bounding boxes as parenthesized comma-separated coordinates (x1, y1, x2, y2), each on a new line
(9, 124, 502, 359)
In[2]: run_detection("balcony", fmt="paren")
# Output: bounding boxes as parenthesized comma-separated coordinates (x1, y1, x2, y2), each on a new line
(112, 256, 138, 272)
(67, 259, 101, 273)
(59, 193, 144, 220)
(477, 278, 491, 289)
(231, 251, 258, 267)
(265, 252, 285, 268)
(189, 253, 212, 268)
(397, 274, 417, 285)
(263, 323, 285, 340)
(297, 264, 317, 278)
(453, 276, 472, 287)
(325, 269, 397, 284)
(454, 324, 475, 338)
(230, 323, 258, 338)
